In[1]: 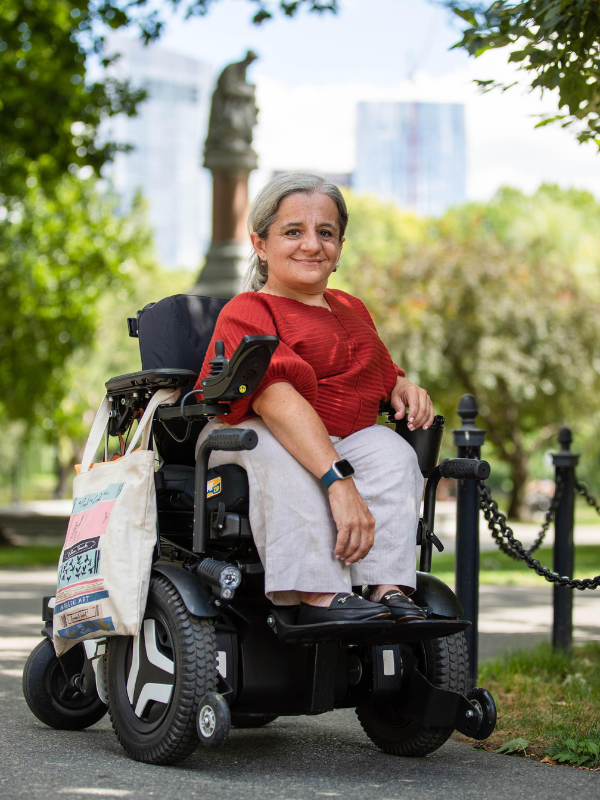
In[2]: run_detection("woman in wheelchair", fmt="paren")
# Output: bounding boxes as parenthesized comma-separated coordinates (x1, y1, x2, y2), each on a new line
(196, 173, 434, 626)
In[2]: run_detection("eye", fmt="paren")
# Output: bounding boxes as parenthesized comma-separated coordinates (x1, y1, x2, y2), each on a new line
(319, 229, 333, 238)
(285, 229, 301, 237)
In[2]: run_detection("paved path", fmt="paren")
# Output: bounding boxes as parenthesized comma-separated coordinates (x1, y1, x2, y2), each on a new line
(2, 569, 600, 799)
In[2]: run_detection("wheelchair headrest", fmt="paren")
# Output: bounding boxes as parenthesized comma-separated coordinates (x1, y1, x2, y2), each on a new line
(137, 294, 229, 373)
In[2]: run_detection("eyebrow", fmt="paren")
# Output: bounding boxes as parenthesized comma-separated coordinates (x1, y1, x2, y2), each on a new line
(279, 221, 337, 231)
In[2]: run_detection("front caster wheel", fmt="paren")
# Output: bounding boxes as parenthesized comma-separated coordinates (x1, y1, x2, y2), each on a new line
(23, 638, 107, 730)
(467, 687, 497, 740)
(197, 692, 230, 750)
(107, 575, 217, 765)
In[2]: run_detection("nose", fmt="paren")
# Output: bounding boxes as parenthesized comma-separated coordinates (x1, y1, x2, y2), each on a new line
(300, 229, 322, 254)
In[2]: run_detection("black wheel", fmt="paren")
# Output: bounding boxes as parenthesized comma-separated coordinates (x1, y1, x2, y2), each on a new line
(197, 692, 231, 750)
(107, 575, 217, 765)
(230, 714, 278, 729)
(22, 638, 107, 730)
(356, 632, 468, 757)
(467, 687, 497, 740)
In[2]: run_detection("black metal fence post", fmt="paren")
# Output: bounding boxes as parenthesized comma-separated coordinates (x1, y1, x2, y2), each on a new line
(552, 428, 578, 653)
(453, 394, 486, 689)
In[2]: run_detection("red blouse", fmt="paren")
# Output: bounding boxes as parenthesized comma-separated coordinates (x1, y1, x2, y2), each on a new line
(195, 289, 404, 438)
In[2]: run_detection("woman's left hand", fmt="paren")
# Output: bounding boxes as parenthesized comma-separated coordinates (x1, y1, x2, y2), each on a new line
(390, 377, 434, 431)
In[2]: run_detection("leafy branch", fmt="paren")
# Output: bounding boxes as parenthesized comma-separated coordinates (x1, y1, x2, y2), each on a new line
(447, 1, 600, 146)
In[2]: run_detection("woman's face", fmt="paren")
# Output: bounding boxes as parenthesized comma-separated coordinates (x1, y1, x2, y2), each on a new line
(251, 192, 344, 294)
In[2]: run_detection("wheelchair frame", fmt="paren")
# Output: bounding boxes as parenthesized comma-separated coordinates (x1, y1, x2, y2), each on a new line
(25, 298, 497, 766)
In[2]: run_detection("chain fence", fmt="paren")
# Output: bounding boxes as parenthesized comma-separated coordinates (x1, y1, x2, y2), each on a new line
(477, 472, 600, 591)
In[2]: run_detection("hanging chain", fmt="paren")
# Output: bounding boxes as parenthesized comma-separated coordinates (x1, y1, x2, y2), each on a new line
(477, 471, 600, 591)
(575, 480, 600, 517)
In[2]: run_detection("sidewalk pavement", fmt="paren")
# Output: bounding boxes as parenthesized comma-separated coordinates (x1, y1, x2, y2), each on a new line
(2, 569, 600, 799)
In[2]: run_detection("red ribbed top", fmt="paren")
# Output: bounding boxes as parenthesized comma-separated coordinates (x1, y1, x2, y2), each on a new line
(196, 289, 404, 437)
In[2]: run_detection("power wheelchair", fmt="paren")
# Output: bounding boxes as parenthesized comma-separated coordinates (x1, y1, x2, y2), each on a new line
(23, 293, 497, 765)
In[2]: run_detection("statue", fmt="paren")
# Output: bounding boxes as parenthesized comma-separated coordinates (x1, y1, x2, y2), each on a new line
(204, 50, 258, 173)
(193, 51, 260, 299)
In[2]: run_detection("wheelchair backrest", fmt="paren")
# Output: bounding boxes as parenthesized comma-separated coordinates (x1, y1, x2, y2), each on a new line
(135, 295, 229, 467)
(137, 294, 229, 373)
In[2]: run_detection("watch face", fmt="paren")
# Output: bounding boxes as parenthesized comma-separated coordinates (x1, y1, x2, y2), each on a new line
(335, 459, 354, 478)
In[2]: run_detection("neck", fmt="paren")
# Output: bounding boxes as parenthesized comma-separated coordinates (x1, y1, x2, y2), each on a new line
(259, 280, 329, 307)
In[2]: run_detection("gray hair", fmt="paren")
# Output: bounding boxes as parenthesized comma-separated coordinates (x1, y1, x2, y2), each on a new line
(244, 172, 349, 292)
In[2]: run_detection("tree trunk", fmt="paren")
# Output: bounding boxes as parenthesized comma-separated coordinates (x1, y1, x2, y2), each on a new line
(507, 449, 530, 521)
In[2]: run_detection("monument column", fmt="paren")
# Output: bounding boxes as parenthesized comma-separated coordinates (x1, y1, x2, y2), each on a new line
(193, 51, 259, 299)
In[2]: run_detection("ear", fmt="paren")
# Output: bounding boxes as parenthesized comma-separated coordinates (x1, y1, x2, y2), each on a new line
(250, 231, 267, 261)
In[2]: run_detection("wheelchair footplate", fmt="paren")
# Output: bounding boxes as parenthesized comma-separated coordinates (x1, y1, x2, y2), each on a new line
(268, 608, 470, 646)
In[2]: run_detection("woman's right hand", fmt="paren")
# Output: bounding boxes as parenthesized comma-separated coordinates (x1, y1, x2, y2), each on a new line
(328, 479, 376, 565)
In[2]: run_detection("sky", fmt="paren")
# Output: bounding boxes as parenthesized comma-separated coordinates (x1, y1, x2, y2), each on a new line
(140, 0, 600, 202)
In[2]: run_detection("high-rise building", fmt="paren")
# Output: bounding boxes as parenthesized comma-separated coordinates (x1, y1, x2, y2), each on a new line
(103, 36, 214, 268)
(354, 102, 466, 217)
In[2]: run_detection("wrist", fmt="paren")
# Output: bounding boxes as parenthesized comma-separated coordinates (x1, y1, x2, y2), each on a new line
(327, 477, 355, 495)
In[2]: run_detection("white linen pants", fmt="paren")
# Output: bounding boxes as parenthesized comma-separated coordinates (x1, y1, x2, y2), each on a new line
(196, 419, 424, 605)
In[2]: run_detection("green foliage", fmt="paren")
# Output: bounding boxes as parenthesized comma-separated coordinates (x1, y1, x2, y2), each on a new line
(478, 642, 600, 756)
(0, 545, 62, 567)
(448, 1, 600, 145)
(336, 187, 600, 518)
(0, 1, 146, 197)
(0, 0, 336, 197)
(432, 545, 600, 586)
(51, 264, 192, 492)
(494, 736, 530, 754)
(0, 173, 155, 432)
(545, 731, 600, 767)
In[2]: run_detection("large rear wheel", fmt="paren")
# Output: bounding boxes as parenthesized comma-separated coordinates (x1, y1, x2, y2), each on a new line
(356, 632, 468, 757)
(107, 575, 217, 764)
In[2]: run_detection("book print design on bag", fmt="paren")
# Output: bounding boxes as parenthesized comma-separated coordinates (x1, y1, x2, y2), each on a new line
(57, 549, 101, 590)
(58, 603, 103, 629)
(56, 616, 115, 640)
(55, 577, 105, 605)
(55, 586, 109, 615)
(65, 482, 124, 548)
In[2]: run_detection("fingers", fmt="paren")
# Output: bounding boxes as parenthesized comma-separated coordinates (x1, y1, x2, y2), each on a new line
(395, 384, 434, 431)
(330, 483, 375, 565)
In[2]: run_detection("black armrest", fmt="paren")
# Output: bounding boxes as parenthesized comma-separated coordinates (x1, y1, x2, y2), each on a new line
(105, 368, 198, 395)
(391, 413, 446, 478)
(201, 335, 279, 402)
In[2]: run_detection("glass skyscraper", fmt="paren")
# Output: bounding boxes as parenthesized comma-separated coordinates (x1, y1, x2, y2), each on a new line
(354, 102, 466, 217)
(103, 36, 214, 268)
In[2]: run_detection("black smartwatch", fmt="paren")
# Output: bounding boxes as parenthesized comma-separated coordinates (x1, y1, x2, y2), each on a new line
(320, 459, 355, 489)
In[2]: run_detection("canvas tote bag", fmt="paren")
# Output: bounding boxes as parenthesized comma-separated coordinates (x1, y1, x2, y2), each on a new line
(53, 388, 179, 656)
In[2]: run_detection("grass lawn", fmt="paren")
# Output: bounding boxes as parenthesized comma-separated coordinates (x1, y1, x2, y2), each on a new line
(431, 545, 600, 586)
(0, 545, 62, 568)
(459, 642, 600, 769)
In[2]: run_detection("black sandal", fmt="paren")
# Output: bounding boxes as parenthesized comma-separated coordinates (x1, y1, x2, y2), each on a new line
(374, 591, 427, 622)
(297, 593, 391, 625)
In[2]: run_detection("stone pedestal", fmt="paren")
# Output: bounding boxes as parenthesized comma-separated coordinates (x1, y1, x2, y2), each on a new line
(193, 171, 252, 298)
(192, 51, 259, 299)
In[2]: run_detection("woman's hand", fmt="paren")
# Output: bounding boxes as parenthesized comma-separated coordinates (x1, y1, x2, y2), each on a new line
(328, 479, 376, 565)
(391, 376, 434, 431)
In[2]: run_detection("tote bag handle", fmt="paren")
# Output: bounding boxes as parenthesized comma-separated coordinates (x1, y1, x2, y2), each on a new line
(79, 388, 180, 474)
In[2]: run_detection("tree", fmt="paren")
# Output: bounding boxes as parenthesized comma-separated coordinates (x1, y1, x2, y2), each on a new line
(0, 174, 156, 432)
(0, 1, 337, 198)
(336, 188, 600, 519)
(51, 265, 192, 497)
(449, 1, 600, 146)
